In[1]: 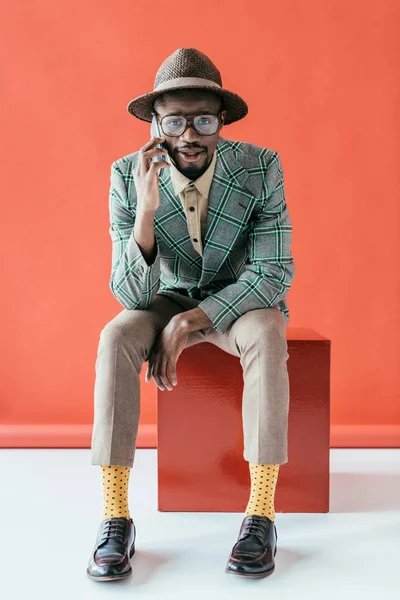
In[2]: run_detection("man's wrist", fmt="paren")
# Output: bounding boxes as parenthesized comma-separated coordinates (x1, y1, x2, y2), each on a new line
(173, 307, 213, 334)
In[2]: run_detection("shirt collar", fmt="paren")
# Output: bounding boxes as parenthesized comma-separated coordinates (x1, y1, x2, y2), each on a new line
(169, 149, 216, 198)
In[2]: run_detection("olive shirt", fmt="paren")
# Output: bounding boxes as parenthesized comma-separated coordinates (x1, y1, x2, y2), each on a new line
(168, 149, 217, 257)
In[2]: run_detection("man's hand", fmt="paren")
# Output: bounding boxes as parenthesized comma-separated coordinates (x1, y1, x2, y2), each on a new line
(145, 315, 189, 391)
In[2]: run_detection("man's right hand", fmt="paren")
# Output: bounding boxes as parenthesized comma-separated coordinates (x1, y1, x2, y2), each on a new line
(133, 136, 171, 214)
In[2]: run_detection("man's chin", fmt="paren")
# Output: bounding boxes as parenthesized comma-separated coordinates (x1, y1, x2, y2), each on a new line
(176, 151, 208, 177)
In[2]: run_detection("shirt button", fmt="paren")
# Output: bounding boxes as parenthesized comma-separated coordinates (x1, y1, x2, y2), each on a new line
(193, 238, 198, 243)
(189, 206, 195, 211)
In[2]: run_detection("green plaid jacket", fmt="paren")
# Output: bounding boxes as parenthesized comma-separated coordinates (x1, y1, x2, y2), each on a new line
(108, 136, 295, 334)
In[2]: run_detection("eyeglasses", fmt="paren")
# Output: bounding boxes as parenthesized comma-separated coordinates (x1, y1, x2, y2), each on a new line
(153, 112, 222, 137)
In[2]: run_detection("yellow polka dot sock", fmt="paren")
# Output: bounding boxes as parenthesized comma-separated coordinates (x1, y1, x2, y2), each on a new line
(101, 465, 131, 521)
(244, 463, 280, 521)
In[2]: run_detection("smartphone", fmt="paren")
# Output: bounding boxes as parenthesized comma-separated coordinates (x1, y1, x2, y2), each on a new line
(150, 114, 171, 175)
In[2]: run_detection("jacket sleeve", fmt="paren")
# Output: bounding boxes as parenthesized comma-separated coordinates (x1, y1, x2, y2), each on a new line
(108, 160, 161, 309)
(197, 151, 295, 334)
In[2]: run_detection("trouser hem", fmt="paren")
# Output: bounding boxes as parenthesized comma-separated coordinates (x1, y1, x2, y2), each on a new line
(243, 452, 288, 465)
(91, 455, 135, 468)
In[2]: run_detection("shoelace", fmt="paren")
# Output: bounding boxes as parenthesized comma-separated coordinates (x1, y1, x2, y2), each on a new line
(100, 519, 127, 544)
(241, 516, 268, 542)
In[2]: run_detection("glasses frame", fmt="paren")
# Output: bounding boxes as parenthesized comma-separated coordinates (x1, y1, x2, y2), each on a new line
(152, 111, 223, 137)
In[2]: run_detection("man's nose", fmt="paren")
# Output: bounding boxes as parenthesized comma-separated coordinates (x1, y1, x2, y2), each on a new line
(180, 123, 201, 144)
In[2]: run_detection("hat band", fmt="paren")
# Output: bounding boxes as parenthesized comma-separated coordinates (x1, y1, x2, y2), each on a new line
(154, 77, 222, 92)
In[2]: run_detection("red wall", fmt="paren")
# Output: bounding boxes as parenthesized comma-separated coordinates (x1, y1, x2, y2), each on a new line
(1, 0, 399, 448)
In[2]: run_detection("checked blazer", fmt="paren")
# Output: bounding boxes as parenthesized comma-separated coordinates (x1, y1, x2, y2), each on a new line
(108, 136, 295, 334)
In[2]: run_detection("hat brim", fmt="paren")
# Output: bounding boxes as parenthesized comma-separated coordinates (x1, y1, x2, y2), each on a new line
(126, 85, 248, 125)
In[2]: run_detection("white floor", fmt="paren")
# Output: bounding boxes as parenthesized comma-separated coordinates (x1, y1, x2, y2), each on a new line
(1, 448, 399, 599)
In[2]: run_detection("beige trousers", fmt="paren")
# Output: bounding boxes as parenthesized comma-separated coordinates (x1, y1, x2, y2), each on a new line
(90, 292, 290, 467)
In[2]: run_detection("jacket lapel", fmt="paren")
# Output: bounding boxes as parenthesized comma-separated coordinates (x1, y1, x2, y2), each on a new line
(156, 137, 257, 288)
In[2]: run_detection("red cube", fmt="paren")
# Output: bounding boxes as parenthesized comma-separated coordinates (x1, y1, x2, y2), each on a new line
(157, 328, 331, 513)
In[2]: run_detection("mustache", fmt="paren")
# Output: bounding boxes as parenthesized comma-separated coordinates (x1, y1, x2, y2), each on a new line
(176, 146, 206, 152)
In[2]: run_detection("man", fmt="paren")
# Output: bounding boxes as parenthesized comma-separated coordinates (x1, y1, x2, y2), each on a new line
(87, 48, 295, 581)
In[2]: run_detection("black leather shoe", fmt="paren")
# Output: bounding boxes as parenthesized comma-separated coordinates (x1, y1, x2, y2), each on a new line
(86, 517, 136, 581)
(225, 515, 277, 578)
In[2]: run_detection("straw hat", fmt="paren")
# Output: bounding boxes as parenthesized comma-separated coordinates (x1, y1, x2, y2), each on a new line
(127, 48, 248, 125)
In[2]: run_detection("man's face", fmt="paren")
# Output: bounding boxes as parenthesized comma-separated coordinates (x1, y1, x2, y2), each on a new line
(153, 90, 226, 179)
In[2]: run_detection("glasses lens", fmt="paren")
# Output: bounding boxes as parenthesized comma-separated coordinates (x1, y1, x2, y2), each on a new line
(193, 115, 219, 135)
(161, 116, 186, 136)
(161, 115, 220, 136)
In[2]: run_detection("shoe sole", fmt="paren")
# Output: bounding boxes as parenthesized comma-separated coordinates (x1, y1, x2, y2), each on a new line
(225, 564, 275, 578)
(86, 542, 136, 581)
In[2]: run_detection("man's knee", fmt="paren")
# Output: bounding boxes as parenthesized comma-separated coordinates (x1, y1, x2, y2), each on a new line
(235, 306, 287, 348)
(99, 309, 147, 348)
